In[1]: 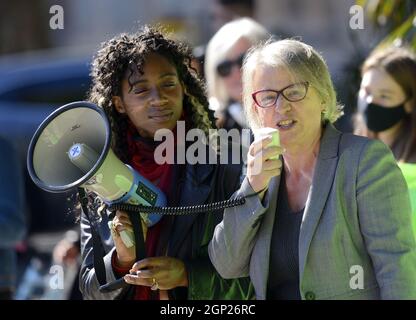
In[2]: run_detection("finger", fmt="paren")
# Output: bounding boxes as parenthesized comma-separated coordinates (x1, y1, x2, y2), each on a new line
(262, 159, 283, 172)
(266, 145, 284, 156)
(116, 210, 130, 219)
(149, 269, 170, 283)
(249, 136, 272, 156)
(133, 268, 155, 279)
(124, 274, 154, 287)
(131, 257, 165, 272)
(248, 150, 268, 171)
(249, 145, 282, 172)
(260, 146, 282, 162)
(250, 146, 283, 165)
(117, 216, 133, 227)
(115, 223, 133, 234)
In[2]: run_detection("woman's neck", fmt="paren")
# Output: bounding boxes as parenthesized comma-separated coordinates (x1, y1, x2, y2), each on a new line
(283, 134, 321, 181)
(376, 121, 403, 149)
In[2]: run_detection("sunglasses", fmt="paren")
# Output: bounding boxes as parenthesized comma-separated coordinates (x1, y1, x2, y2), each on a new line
(216, 53, 245, 77)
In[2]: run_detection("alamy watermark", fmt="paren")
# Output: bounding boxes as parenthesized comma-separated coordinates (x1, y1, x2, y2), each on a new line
(349, 265, 364, 290)
(152, 121, 268, 175)
(49, 265, 65, 290)
(49, 5, 64, 30)
(349, 5, 364, 30)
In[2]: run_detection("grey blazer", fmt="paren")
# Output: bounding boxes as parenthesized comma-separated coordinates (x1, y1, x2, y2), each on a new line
(209, 124, 416, 300)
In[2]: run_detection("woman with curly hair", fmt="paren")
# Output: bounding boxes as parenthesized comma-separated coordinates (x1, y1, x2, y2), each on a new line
(79, 26, 253, 300)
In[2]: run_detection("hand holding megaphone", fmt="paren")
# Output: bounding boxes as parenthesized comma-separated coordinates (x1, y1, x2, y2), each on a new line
(27, 101, 167, 248)
(110, 211, 137, 267)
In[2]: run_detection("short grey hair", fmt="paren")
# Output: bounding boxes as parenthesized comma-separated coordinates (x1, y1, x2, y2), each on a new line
(205, 17, 270, 110)
(242, 39, 344, 129)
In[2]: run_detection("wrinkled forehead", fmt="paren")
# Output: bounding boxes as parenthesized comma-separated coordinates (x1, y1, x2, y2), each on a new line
(253, 44, 311, 81)
(252, 60, 303, 86)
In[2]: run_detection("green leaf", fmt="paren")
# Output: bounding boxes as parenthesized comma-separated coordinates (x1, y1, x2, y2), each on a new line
(375, 12, 416, 50)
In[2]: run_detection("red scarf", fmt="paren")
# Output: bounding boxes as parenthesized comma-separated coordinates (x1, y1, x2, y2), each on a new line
(126, 122, 173, 185)
(113, 119, 183, 299)
(130, 122, 175, 300)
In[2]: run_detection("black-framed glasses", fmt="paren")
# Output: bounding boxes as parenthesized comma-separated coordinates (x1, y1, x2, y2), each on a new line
(252, 82, 309, 108)
(216, 53, 245, 77)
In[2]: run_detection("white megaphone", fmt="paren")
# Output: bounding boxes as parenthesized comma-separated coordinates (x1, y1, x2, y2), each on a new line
(27, 101, 167, 248)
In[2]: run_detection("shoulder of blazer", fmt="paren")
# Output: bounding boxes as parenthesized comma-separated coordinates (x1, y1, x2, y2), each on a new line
(323, 123, 374, 161)
(338, 131, 382, 163)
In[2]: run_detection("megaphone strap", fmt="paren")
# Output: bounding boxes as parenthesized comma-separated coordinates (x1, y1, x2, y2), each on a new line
(128, 211, 146, 262)
(79, 187, 131, 293)
(78, 188, 107, 287)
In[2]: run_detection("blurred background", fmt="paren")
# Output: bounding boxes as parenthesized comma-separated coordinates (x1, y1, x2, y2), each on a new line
(0, 0, 414, 300)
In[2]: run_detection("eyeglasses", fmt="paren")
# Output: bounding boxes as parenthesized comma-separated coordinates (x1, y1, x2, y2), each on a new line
(216, 53, 245, 77)
(252, 82, 309, 108)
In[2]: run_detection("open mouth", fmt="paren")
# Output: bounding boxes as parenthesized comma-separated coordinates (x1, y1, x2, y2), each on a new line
(149, 112, 174, 122)
(276, 119, 296, 130)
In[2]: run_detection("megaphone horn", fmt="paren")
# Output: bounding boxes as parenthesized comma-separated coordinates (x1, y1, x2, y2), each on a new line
(27, 101, 167, 247)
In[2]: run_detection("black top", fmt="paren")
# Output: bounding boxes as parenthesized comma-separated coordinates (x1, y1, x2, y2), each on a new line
(267, 172, 304, 300)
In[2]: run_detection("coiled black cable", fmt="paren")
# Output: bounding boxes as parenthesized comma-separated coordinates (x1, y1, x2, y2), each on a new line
(108, 196, 247, 215)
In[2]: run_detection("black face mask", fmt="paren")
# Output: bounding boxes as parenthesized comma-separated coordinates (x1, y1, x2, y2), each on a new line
(362, 101, 407, 132)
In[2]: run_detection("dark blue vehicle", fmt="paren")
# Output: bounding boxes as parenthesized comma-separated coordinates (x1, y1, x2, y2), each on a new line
(0, 51, 92, 299)
(0, 52, 91, 234)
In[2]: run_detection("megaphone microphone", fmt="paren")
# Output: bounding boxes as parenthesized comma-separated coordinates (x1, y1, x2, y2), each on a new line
(27, 101, 167, 248)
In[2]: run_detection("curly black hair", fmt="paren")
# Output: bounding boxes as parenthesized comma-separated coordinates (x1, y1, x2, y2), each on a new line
(88, 25, 216, 163)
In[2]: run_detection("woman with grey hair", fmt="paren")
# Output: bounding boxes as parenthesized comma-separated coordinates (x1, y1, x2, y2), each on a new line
(208, 39, 416, 299)
(205, 17, 269, 131)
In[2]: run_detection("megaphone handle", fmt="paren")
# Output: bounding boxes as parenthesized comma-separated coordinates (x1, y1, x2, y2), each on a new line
(108, 220, 134, 248)
(119, 230, 135, 248)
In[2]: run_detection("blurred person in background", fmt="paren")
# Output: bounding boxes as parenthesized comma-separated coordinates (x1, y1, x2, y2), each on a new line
(51, 229, 82, 299)
(354, 46, 416, 235)
(209, 0, 255, 33)
(0, 136, 26, 299)
(191, 44, 206, 80)
(205, 17, 269, 131)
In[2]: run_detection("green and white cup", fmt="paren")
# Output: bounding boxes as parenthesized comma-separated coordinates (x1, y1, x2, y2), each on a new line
(253, 127, 280, 160)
